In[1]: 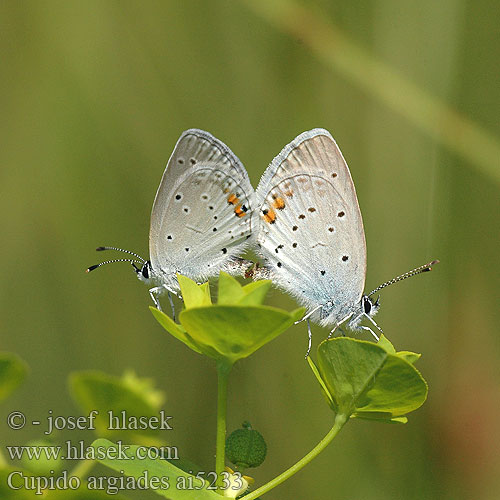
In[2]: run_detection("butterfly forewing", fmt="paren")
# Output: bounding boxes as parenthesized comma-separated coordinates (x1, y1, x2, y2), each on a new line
(254, 129, 366, 323)
(149, 130, 253, 281)
(150, 165, 253, 279)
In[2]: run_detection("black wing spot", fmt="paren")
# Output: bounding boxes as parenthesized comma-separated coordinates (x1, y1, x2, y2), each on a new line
(175, 194, 182, 201)
(320, 270, 326, 276)
(292, 242, 297, 248)
(292, 225, 298, 231)
(185, 248, 190, 252)
(167, 235, 173, 240)
(209, 205, 214, 210)
(275, 244, 284, 254)
(201, 194, 209, 200)
(183, 206, 190, 213)
(308, 207, 316, 213)
(213, 227, 217, 232)
(332, 172, 337, 178)
(214, 215, 218, 220)
(190, 158, 196, 165)
(178, 158, 184, 165)
(342, 255, 349, 261)
(298, 214, 305, 219)
(222, 248, 227, 254)
(277, 262, 282, 268)
(328, 227, 334, 232)
(338, 211, 345, 217)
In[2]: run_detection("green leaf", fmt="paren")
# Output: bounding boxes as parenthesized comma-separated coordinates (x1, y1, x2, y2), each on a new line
(397, 351, 421, 364)
(307, 357, 334, 409)
(179, 305, 304, 364)
(313, 338, 428, 421)
(238, 280, 272, 306)
(377, 335, 421, 364)
(377, 335, 396, 354)
(217, 272, 245, 304)
(69, 371, 165, 441)
(93, 438, 221, 499)
(0, 352, 28, 402)
(150, 307, 204, 354)
(177, 274, 212, 308)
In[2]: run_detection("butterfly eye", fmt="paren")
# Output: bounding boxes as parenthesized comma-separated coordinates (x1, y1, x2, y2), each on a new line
(363, 297, 372, 314)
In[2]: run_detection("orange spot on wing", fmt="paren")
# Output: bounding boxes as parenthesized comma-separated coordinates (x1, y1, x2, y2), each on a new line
(234, 204, 246, 217)
(273, 197, 285, 210)
(262, 208, 276, 224)
(227, 193, 239, 205)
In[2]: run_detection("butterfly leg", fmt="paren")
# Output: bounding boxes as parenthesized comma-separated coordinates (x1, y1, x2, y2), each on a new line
(149, 287, 163, 311)
(305, 319, 313, 358)
(327, 312, 354, 338)
(167, 292, 176, 322)
(360, 325, 379, 341)
(294, 304, 322, 325)
(364, 313, 384, 336)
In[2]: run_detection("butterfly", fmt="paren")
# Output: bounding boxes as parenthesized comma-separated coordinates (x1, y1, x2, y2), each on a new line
(252, 128, 438, 355)
(87, 129, 255, 315)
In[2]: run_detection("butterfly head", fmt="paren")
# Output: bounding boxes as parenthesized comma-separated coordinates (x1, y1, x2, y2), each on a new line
(132, 260, 156, 286)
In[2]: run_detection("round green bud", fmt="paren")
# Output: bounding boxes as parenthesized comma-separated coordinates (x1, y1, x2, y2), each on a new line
(226, 422, 267, 469)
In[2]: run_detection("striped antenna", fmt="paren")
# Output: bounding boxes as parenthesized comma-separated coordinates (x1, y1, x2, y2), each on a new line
(86, 258, 143, 273)
(96, 246, 146, 262)
(367, 260, 439, 297)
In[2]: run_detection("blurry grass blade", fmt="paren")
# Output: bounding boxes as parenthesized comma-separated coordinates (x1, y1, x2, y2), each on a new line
(242, 0, 500, 185)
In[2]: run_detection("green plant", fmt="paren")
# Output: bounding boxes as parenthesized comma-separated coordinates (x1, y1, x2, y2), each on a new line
(0, 274, 427, 499)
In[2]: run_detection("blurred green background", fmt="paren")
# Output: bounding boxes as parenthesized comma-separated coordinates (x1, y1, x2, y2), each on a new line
(1, 1, 499, 499)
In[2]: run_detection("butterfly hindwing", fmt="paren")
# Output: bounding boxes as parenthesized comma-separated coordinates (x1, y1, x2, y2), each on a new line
(254, 129, 366, 324)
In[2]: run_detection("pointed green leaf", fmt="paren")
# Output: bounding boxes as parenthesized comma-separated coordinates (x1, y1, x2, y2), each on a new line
(92, 439, 221, 499)
(199, 282, 212, 305)
(238, 280, 272, 306)
(377, 335, 396, 354)
(397, 351, 421, 364)
(0, 352, 28, 402)
(350, 411, 408, 424)
(314, 338, 428, 420)
(307, 356, 335, 410)
(150, 307, 203, 354)
(217, 272, 245, 304)
(177, 274, 211, 308)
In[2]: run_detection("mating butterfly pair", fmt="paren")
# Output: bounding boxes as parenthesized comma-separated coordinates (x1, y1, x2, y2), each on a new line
(88, 129, 437, 354)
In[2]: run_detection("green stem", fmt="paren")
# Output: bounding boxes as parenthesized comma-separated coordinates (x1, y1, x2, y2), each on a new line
(215, 359, 232, 494)
(242, 412, 348, 500)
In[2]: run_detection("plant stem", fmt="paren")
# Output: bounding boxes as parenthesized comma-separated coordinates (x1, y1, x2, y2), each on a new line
(215, 359, 232, 494)
(242, 412, 348, 500)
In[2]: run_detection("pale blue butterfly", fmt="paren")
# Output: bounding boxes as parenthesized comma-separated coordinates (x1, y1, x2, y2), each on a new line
(87, 129, 255, 315)
(252, 129, 438, 356)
